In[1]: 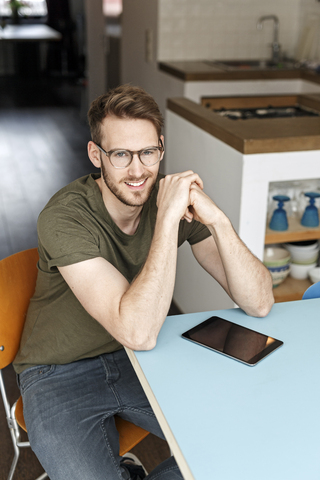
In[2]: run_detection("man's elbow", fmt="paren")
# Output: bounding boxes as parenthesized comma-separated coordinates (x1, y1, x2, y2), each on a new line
(123, 331, 157, 351)
(252, 270, 275, 317)
(247, 294, 274, 318)
(256, 296, 274, 317)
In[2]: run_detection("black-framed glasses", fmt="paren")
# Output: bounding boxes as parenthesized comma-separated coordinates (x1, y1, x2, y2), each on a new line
(95, 139, 164, 169)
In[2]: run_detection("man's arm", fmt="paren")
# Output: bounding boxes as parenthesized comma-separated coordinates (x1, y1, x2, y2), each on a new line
(58, 171, 202, 351)
(189, 184, 274, 318)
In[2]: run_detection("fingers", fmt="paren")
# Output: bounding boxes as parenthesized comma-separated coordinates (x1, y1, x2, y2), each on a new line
(184, 171, 203, 190)
(181, 207, 193, 223)
(190, 182, 203, 193)
(163, 171, 203, 190)
(157, 171, 204, 224)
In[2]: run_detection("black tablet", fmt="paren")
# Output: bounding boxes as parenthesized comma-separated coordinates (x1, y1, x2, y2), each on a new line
(182, 316, 283, 366)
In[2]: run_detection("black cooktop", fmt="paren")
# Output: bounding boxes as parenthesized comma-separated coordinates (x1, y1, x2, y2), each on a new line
(213, 105, 320, 120)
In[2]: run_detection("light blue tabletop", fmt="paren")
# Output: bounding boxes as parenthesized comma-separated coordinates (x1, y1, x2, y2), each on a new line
(130, 299, 320, 480)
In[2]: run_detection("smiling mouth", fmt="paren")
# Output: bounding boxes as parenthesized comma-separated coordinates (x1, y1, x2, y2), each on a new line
(125, 178, 148, 188)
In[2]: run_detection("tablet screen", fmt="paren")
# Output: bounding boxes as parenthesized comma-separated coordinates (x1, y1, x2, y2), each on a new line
(182, 316, 283, 366)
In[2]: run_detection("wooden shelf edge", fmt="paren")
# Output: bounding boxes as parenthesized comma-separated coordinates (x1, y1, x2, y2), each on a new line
(265, 216, 320, 244)
(266, 230, 320, 244)
(273, 276, 312, 303)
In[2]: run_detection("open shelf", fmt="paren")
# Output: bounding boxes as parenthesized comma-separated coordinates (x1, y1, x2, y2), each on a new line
(265, 217, 319, 302)
(265, 216, 320, 244)
(273, 276, 312, 303)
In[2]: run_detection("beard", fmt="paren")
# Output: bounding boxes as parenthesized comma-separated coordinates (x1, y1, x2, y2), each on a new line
(101, 161, 157, 207)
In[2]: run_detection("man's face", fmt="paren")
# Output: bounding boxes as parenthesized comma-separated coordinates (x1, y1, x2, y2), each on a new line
(99, 116, 163, 207)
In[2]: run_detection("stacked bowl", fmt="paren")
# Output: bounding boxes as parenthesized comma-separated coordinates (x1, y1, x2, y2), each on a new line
(309, 267, 320, 284)
(263, 246, 291, 288)
(285, 240, 319, 280)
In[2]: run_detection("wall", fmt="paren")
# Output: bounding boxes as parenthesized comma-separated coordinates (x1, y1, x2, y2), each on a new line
(122, 0, 320, 113)
(297, 0, 320, 61)
(158, 0, 302, 62)
(121, 0, 185, 126)
(84, 0, 107, 104)
(121, 0, 159, 90)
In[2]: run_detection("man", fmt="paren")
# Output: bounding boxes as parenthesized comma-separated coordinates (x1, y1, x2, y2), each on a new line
(14, 85, 274, 480)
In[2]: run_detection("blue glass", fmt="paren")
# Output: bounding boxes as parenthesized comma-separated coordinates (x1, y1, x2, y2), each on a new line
(301, 192, 320, 227)
(269, 195, 290, 231)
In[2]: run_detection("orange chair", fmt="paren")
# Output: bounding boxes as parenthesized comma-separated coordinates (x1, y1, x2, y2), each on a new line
(0, 248, 149, 480)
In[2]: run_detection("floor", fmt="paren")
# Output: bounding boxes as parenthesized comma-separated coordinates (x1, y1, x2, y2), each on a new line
(0, 75, 92, 261)
(0, 75, 177, 479)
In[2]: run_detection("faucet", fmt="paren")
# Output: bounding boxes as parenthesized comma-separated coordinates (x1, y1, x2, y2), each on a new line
(257, 15, 281, 63)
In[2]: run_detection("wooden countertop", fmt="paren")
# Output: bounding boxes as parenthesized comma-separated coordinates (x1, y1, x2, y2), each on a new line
(159, 60, 320, 84)
(167, 94, 320, 154)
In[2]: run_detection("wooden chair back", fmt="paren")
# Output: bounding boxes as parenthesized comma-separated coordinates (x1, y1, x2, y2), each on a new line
(0, 248, 39, 369)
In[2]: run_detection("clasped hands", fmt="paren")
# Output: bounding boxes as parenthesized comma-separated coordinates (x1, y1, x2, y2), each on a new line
(158, 170, 219, 227)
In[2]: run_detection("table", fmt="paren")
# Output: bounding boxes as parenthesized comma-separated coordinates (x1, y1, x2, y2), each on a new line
(126, 299, 320, 480)
(0, 24, 61, 41)
(0, 24, 62, 76)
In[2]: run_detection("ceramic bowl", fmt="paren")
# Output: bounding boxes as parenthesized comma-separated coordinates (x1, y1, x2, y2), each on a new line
(263, 247, 291, 267)
(290, 262, 317, 280)
(290, 248, 319, 265)
(308, 267, 320, 284)
(285, 240, 319, 253)
(285, 241, 319, 265)
(267, 264, 291, 288)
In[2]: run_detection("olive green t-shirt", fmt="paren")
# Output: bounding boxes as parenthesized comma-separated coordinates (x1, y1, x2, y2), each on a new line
(13, 173, 211, 374)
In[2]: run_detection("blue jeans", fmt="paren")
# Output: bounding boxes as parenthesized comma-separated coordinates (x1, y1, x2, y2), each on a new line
(18, 349, 183, 480)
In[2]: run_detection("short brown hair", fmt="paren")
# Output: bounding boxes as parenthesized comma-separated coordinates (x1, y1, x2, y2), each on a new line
(88, 84, 164, 145)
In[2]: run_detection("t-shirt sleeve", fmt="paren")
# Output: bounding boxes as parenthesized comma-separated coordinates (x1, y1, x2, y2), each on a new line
(38, 205, 101, 270)
(178, 218, 211, 247)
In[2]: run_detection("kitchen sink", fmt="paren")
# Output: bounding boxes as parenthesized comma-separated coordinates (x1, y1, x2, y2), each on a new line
(206, 59, 298, 71)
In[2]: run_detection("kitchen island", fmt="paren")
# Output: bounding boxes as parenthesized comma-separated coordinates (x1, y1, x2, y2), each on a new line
(165, 93, 320, 312)
(168, 93, 320, 154)
(159, 60, 320, 84)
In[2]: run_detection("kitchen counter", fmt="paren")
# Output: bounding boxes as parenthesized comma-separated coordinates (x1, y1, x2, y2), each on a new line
(159, 60, 320, 85)
(163, 62, 320, 312)
(167, 94, 320, 154)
